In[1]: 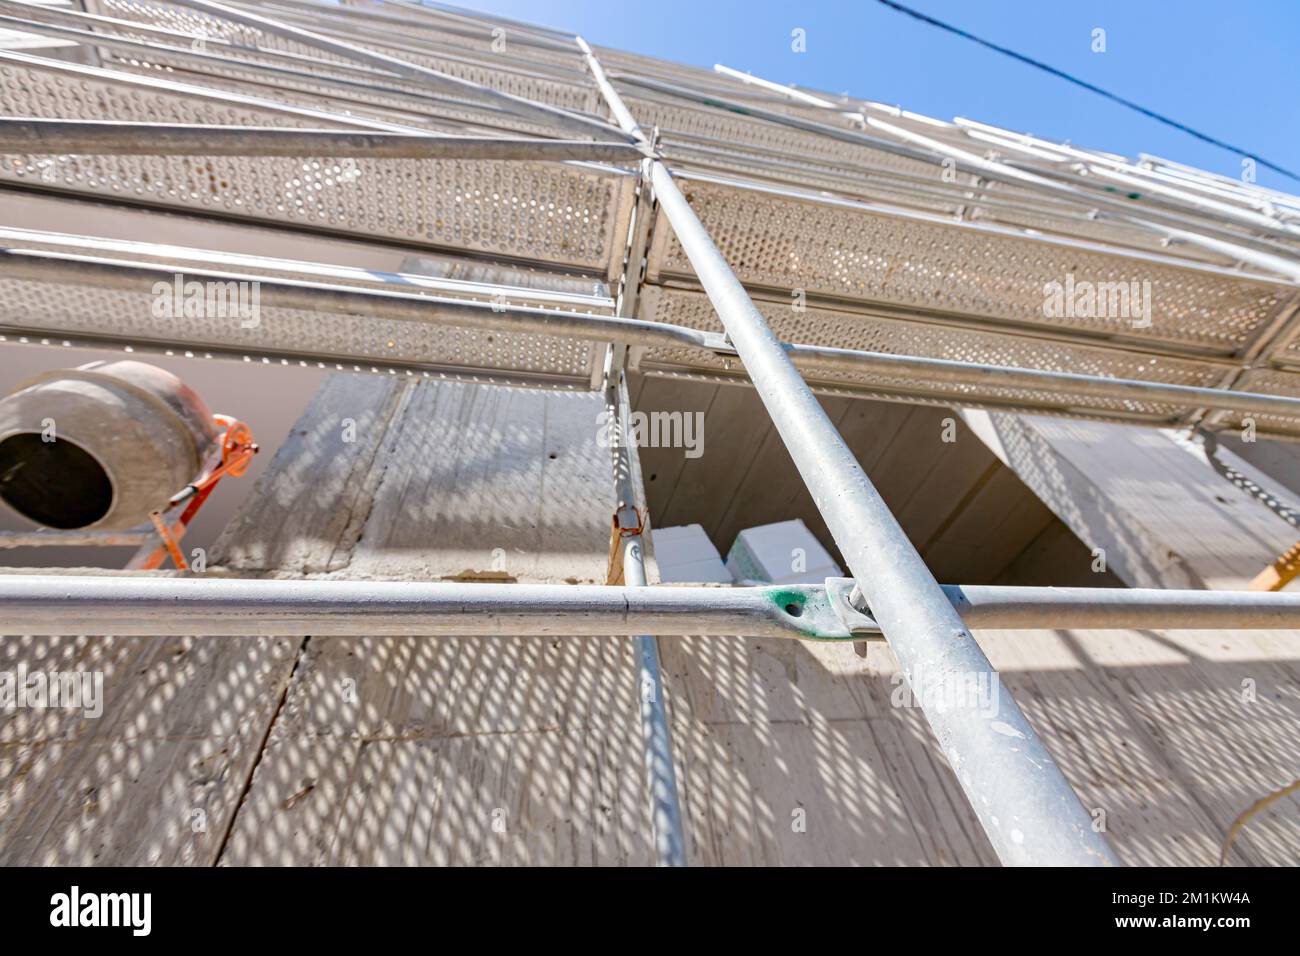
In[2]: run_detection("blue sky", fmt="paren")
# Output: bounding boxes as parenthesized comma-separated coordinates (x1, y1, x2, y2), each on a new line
(448, 0, 1300, 194)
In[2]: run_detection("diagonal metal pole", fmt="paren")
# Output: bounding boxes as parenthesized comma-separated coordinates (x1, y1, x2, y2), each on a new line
(578, 37, 1117, 866)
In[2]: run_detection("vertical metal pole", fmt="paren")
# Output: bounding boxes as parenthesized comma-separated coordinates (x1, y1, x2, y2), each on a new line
(626, 541, 689, 867)
(579, 38, 1116, 866)
(604, 151, 688, 866)
(607, 368, 688, 867)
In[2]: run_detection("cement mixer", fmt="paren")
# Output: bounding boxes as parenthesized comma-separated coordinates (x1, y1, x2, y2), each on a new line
(0, 360, 256, 568)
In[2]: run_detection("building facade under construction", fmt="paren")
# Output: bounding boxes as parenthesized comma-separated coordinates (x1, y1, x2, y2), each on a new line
(1, 0, 1299, 867)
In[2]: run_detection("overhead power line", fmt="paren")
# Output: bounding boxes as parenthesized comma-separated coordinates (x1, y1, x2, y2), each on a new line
(875, 0, 1300, 184)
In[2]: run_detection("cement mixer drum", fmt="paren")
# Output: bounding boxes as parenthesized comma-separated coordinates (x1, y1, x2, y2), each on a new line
(0, 360, 220, 531)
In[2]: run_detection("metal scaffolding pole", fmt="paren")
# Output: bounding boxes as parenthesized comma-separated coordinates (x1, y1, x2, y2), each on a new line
(778, 342, 1300, 419)
(0, 575, 865, 639)
(7, 574, 1300, 636)
(0, 247, 709, 352)
(946, 584, 1300, 630)
(0, 119, 645, 162)
(7, 246, 1300, 423)
(620, 532, 689, 867)
(605, 171, 688, 865)
(578, 38, 1118, 866)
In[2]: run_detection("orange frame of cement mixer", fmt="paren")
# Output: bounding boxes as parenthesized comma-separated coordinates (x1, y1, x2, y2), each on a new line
(131, 413, 257, 572)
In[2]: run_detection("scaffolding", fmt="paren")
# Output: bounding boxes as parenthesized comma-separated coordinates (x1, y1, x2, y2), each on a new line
(3, 0, 1300, 866)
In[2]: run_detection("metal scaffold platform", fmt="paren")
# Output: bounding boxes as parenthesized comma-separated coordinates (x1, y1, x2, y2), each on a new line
(2, 0, 1300, 867)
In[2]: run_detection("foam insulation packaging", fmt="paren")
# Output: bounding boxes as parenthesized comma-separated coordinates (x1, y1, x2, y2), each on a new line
(650, 523, 734, 584)
(726, 518, 842, 585)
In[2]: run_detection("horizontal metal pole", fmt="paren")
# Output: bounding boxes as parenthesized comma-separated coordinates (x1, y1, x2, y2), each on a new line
(1003, 157, 1300, 244)
(0, 119, 644, 162)
(664, 133, 1106, 225)
(6, 245, 1300, 422)
(0, 575, 861, 640)
(0, 247, 709, 351)
(0, 2, 388, 77)
(0, 322, 592, 391)
(5, 575, 1300, 636)
(0, 226, 613, 309)
(947, 584, 1300, 630)
(712, 63, 842, 109)
(1156, 225, 1300, 287)
(781, 341, 1300, 418)
(251, 0, 587, 84)
(863, 113, 1300, 265)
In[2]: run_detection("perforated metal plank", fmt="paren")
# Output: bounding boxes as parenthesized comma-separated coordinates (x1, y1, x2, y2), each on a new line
(241, 13, 599, 114)
(627, 85, 1169, 263)
(645, 173, 1297, 356)
(619, 66, 1300, 265)
(85, 32, 599, 135)
(661, 139, 967, 220)
(0, 56, 636, 278)
(624, 94, 942, 184)
(32, 0, 584, 136)
(85, 0, 603, 120)
(973, 203, 1237, 265)
(89, 0, 351, 64)
(294, 3, 587, 72)
(0, 226, 615, 306)
(1268, 328, 1300, 369)
(1214, 369, 1300, 440)
(634, 285, 1256, 426)
(94, 52, 571, 140)
(3, 0, 1297, 430)
(87, 51, 525, 136)
(0, 230, 612, 388)
(654, 136, 1240, 266)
